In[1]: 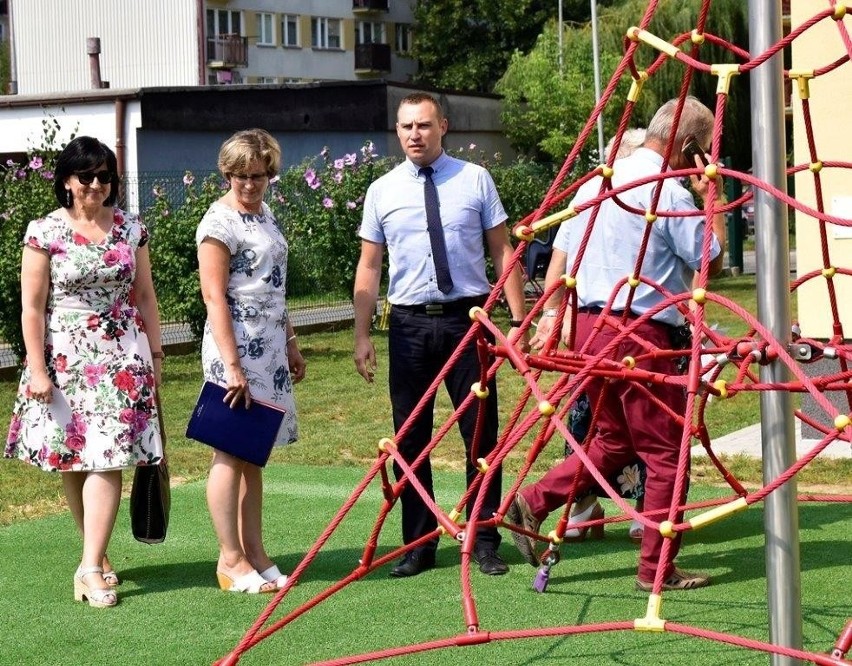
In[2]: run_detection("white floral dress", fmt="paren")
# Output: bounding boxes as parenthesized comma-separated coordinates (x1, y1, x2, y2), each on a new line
(196, 201, 298, 445)
(5, 209, 163, 472)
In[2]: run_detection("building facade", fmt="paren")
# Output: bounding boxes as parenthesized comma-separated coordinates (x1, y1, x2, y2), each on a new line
(6, 0, 415, 95)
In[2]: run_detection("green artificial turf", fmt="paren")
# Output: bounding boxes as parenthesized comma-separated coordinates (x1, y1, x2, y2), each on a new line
(0, 464, 848, 665)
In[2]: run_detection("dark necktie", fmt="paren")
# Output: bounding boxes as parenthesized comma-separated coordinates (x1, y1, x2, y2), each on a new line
(419, 166, 454, 294)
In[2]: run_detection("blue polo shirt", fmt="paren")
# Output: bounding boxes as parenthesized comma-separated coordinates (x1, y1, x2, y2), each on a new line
(554, 147, 721, 326)
(360, 151, 508, 306)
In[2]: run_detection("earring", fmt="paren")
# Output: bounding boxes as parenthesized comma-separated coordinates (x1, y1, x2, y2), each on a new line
(65, 189, 71, 207)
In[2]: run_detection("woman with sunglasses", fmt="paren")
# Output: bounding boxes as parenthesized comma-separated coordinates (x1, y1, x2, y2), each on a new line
(5, 136, 164, 608)
(196, 128, 305, 594)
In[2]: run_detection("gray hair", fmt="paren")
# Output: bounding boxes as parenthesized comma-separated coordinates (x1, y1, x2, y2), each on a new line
(604, 128, 647, 161)
(646, 96, 714, 151)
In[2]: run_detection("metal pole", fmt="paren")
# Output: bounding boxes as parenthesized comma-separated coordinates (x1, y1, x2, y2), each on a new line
(748, 2, 802, 664)
(590, 0, 605, 159)
(558, 0, 563, 75)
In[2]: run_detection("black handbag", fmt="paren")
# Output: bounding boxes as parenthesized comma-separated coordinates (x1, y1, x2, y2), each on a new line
(130, 394, 171, 544)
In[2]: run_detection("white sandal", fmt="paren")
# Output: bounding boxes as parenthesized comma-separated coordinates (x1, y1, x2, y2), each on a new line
(216, 568, 276, 593)
(74, 566, 118, 608)
(259, 565, 290, 589)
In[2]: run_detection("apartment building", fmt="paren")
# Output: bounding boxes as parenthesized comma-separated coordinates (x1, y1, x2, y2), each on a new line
(5, 0, 416, 95)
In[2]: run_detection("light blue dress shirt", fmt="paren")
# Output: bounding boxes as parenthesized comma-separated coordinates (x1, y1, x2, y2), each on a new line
(554, 147, 721, 326)
(360, 151, 508, 306)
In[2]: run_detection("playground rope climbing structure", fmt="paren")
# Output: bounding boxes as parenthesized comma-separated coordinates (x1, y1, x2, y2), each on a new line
(216, 2, 852, 664)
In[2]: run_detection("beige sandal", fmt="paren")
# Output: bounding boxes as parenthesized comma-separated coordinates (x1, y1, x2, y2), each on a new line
(259, 565, 289, 589)
(74, 566, 118, 608)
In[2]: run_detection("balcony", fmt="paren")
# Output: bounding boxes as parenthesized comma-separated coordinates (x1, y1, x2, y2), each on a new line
(207, 34, 248, 69)
(354, 43, 391, 74)
(353, 0, 389, 13)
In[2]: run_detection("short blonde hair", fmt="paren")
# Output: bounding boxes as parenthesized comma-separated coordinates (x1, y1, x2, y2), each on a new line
(217, 128, 281, 178)
(604, 128, 647, 161)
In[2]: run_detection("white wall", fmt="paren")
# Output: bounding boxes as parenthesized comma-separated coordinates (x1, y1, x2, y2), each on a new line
(791, 6, 852, 338)
(11, 0, 199, 94)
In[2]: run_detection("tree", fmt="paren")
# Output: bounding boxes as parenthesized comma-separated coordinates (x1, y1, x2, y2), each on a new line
(496, 0, 751, 168)
(411, 0, 619, 93)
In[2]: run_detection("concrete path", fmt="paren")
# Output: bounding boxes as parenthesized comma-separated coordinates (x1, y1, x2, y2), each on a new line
(692, 419, 850, 459)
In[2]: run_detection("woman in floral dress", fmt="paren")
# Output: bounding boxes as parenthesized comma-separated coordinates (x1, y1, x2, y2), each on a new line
(197, 128, 305, 594)
(5, 136, 164, 608)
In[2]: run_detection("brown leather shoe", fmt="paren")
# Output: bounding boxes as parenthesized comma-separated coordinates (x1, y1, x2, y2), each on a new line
(635, 567, 711, 591)
(505, 495, 541, 566)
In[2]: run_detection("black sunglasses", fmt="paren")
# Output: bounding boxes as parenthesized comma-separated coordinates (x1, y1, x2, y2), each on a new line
(75, 170, 113, 185)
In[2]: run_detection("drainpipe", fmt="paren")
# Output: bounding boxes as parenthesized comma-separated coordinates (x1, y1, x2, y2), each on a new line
(7, 0, 17, 93)
(115, 98, 127, 204)
(196, 0, 206, 84)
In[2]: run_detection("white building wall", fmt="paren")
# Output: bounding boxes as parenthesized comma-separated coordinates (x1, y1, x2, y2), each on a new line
(791, 6, 852, 339)
(11, 0, 199, 95)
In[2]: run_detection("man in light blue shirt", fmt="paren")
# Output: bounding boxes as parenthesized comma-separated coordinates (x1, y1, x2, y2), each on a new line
(353, 92, 527, 577)
(508, 97, 726, 591)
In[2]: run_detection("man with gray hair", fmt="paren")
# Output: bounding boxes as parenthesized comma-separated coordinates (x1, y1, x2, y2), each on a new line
(508, 97, 726, 591)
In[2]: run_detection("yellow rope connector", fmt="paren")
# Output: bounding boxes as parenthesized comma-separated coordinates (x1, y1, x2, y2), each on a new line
(563, 275, 577, 289)
(690, 29, 705, 44)
(448, 509, 462, 523)
(692, 288, 707, 304)
(538, 400, 555, 416)
(833, 3, 847, 20)
(623, 356, 636, 369)
(476, 458, 489, 473)
(659, 520, 675, 538)
(601, 165, 614, 179)
(789, 69, 814, 100)
(627, 70, 649, 103)
(547, 529, 563, 544)
(834, 414, 851, 431)
(469, 306, 487, 322)
(635, 595, 666, 632)
(629, 28, 681, 58)
(713, 379, 728, 399)
(628, 275, 641, 288)
(645, 210, 658, 223)
(514, 225, 535, 242)
(471, 382, 490, 399)
(378, 437, 395, 453)
(704, 163, 719, 180)
(710, 63, 741, 96)
(689, 496, 748, 529)
(822, 266, 837, 279)
(809, 161, 823, 173)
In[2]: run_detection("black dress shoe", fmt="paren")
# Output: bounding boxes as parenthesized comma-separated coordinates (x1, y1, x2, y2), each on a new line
(473, 548, 509, 575)
(389, 550, 436, 578)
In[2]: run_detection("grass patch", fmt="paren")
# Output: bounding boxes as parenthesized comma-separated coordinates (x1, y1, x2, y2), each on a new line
(0, 465, 848, 665)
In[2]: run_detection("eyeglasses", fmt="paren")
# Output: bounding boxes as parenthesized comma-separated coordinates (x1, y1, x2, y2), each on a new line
(229, 173, 269, 183)
(74, 170, 113, 185)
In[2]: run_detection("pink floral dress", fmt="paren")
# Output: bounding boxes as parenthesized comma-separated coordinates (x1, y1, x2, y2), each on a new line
(4, 209, 163, 472)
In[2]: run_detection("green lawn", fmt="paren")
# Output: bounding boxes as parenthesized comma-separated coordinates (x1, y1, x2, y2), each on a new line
(0, 273, 849, 664)
(0, 464, 848, 665)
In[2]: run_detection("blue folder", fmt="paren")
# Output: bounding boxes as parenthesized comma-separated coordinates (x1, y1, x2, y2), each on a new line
(185, 381, 285, 467)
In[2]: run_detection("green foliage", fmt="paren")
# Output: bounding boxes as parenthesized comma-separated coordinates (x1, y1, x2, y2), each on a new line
(146, 172, 225, 341)
(496, 0, 752, 167)
(269, 142, 397, 299)
(0, 39, 10, 94)
(0, 118, 73, 363)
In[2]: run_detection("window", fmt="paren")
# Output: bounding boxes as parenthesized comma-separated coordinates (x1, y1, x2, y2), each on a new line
(311, 17, 342, 49)
(257, 76, 278, 84)
(281, 14, 299, 47)
(357, 20, 386, 45)
(395, 23, 412, 54)
(207, 9, 241, 37)
(256, 13, 275, 46)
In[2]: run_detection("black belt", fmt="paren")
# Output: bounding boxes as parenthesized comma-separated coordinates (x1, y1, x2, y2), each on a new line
(577, 305, 627, 316)
(393, 295, 487, 316)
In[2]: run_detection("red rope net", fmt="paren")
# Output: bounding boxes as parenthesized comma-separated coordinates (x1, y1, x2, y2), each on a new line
(216, 3, 851, 664)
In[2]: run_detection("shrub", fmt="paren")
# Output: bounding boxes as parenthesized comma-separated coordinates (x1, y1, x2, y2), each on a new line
(0, 118, 71, 364)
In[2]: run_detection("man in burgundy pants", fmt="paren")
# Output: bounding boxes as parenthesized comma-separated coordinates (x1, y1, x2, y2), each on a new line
(507, 97, 727, 590)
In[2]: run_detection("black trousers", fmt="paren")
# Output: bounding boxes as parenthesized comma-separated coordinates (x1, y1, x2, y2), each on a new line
(388, 305, 502, 552)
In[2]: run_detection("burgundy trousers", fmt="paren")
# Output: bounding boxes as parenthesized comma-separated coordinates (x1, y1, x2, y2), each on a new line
(520, 311, 688, 582)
